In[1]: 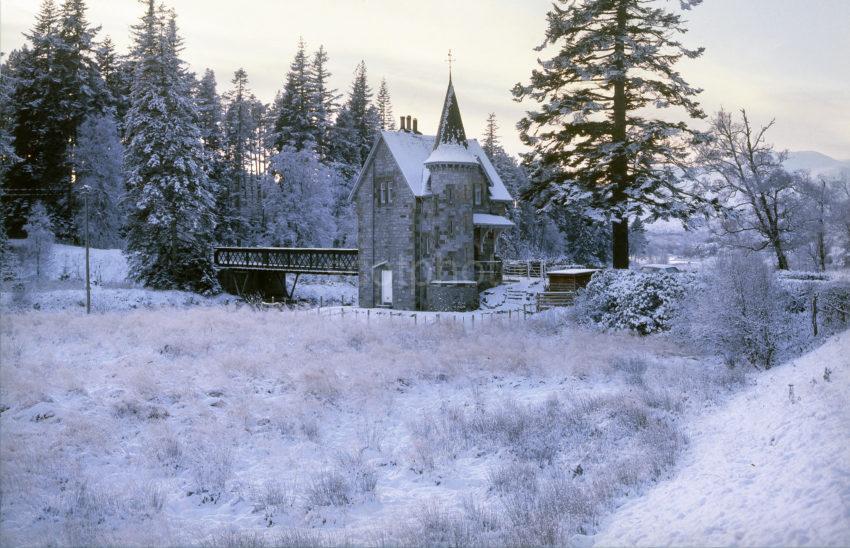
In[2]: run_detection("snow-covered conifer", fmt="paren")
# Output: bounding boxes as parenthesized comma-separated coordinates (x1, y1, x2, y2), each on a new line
(309, 45, 339, 162)
(513, 0, 706, 269)
(272, 38, 314, 153)
(375, 78, 395, 131)
(123, 2, 218, 292)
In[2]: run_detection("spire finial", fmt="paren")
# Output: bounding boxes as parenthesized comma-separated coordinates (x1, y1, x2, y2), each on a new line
(446, 49, 454, 78)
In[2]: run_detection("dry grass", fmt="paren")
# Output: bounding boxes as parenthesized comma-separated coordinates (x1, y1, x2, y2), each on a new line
(0, 306, 743, 546)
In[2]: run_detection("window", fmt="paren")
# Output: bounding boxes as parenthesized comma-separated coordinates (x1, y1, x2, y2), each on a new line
(448, 218, 454, 236)
(474, 184, 482, 205)
(446, 186, 453, 204)
(387, 181, 394, 204)
(379, 181, 387, 205)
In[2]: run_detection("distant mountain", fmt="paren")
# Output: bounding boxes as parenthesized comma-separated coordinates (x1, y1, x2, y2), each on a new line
(784, 151, 850, 177)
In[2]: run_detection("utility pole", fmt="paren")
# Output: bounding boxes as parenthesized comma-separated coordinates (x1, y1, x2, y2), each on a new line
(83, 185, 91, 314)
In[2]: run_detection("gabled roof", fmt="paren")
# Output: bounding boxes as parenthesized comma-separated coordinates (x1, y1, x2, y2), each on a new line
(348, 131, 513, 203)
(433, 76, 468, 150)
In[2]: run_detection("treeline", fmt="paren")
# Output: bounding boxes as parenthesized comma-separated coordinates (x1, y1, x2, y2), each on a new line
(0, 0, 402, 291)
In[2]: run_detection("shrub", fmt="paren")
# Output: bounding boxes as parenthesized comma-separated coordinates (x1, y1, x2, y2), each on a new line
(680, 253, 787, 368)
(575, 269, 693, 335)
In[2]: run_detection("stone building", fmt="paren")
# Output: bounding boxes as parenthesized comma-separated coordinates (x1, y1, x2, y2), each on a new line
(350, 76, 514, 311)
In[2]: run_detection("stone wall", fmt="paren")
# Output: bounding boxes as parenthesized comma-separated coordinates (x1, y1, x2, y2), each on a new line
(426, 281, 479, 311)
(355, 140, 417, 310)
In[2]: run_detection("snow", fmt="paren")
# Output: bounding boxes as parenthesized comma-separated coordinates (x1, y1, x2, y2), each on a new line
(548, 268, 599, 275)
(472, 213, 515, 228)
(424, 143, 478, 165)
(594, 329, 850, 547)
(360, 131, 513, 202)
(0, 304, 738, 546)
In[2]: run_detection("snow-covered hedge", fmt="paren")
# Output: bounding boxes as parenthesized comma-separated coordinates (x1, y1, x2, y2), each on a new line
(575, 269, 693, 335)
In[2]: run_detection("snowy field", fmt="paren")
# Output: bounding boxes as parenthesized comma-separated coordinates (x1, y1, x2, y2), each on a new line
(595, 329, 850, 546)
(1, 306, 749, 546)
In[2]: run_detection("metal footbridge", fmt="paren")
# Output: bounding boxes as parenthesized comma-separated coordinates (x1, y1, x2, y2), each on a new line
(213, 247, 358, 300)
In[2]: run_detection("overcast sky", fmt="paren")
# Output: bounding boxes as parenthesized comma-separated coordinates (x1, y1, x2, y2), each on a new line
(2, 0, 848, 159)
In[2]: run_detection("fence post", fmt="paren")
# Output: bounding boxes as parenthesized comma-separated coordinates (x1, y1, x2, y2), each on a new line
(472, 314, 475, 329)
(367, 309, 370, 324)
(812, 294, 818, 337)
(414, 313, 417, 325)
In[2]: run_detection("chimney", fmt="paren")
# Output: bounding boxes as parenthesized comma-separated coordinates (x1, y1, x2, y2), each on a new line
(406, 115, 412, 131)
(412, 118, 419, 134)
(399, 116, 406, 131)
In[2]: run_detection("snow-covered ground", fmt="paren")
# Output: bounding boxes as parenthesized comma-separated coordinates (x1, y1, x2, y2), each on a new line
(0, 306, 749, 546)
(595, 329, 850, 547)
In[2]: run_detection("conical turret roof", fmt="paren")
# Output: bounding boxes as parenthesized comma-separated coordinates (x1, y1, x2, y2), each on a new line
(433, 75, 468, 150)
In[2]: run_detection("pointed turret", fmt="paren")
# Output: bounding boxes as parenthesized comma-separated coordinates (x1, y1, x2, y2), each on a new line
(433, 75, 468, 150)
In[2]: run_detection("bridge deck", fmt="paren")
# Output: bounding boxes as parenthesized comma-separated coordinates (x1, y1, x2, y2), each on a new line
(214, 247, 358, 275)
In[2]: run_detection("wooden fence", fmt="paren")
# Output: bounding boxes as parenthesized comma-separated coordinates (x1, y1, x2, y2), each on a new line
(535, 291, 576, 311)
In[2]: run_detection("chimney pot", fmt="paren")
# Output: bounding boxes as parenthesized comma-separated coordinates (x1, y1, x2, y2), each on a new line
(406, 115, 412, 131)
(412, 118, 418, 133)
(400, 116, 406, 131)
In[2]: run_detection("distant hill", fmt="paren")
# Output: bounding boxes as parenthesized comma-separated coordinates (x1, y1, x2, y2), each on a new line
(784, 151, 850, 177)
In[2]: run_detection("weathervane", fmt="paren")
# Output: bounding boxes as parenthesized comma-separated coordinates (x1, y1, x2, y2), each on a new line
(446, 49, 455, 77)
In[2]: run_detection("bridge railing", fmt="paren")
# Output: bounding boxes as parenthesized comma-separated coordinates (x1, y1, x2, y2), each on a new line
(213, 247, 358, 275)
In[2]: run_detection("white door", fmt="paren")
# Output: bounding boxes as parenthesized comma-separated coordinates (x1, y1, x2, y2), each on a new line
(381, 270, 393, 305)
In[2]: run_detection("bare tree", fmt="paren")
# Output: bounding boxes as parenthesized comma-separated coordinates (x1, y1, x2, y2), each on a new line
(796, 172, 834, 271)
(699, 109, 799, 269)
(828, 172, 850, 267)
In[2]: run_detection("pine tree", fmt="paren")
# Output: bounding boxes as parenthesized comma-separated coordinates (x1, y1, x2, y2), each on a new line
(73, 114, 124, 248)
(375, 78, 395, 131)
(0, 61, 21, 277)
(5, 0, 65, 236)
(222, 68, 257, 243)
(97, 36, 133, 130)
(123, 2, 218, 292)
(308, 45, 339, 162)
(53, 0, 110, 237)
(195, 68, 237, 245)
(331, 61, 379, 178)
(272, 38, 314, 153)
(513, 0, 706, 269)
(482, 113, 500, 158)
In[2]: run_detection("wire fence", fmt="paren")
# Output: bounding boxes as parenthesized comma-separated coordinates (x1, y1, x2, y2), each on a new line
(267, 301, 536, 328)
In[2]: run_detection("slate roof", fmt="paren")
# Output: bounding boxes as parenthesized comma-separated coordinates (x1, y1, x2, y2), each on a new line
(348, 77, 513, 203)
(349, 131, 513, 203)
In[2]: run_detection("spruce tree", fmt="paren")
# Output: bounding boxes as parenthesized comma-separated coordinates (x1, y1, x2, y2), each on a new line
(331, 61, 379, 178)
(309, 45, 339, 162)
(222, 68, 257, 243)
(53, 0, 110, 236)
(195, 68, 237, 245)
(123, 2, 217, 292)
(97, 36, 133, 130)
(513, 0, 705, 268)
(272, 38, 313, 152)
(5, 0, 65, 235)
(482, 113, 499, 158)
(375, 78, 395, 131)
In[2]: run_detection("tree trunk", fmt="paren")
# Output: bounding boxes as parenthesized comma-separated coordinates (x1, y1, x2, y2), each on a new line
(773, 237, 789, 270)
(612, 218, 630, 269)
(610, 0, 630, 269)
